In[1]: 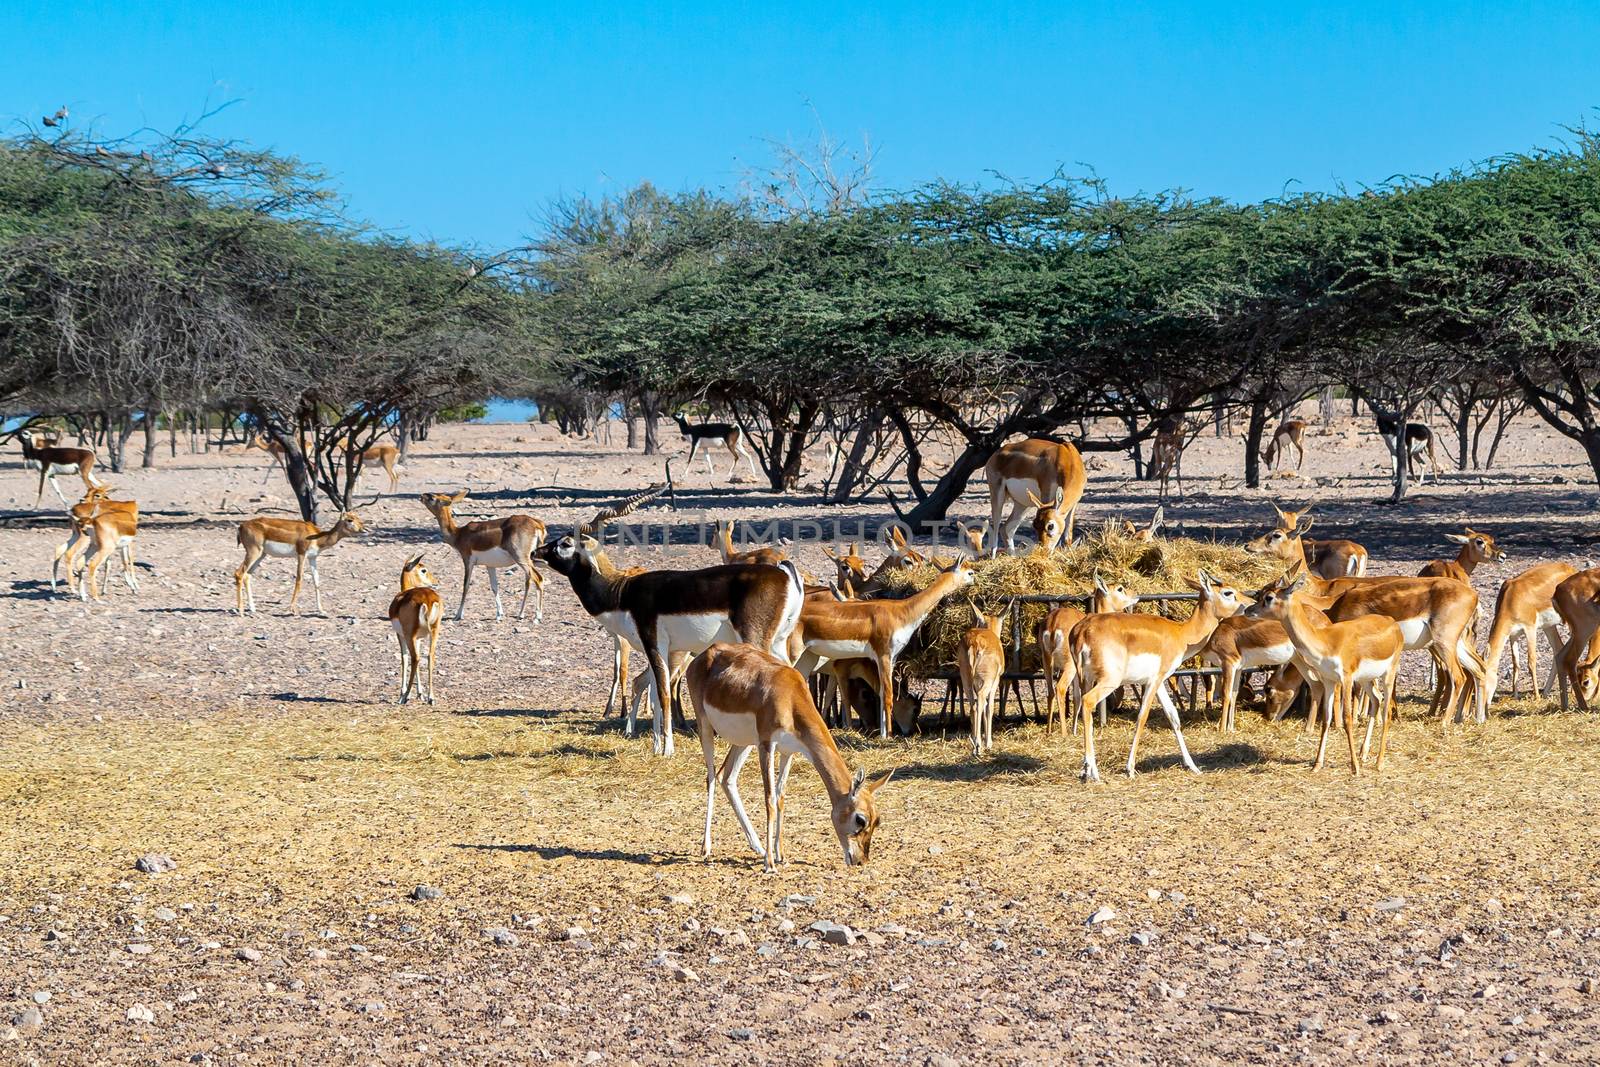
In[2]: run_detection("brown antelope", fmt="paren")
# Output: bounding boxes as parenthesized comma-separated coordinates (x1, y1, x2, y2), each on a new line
(17, 429, 102, 506)
(957, 604, 1006, 756)
(420, 490, 546, 622)
(1122, 506, 1164, 543)
(792, 558, 976, 738)
(1419, 528, 1503, 583)
(68, 504, 140, 601)
(52, 486, 137, 591)
(1036, 571, 1140, 735)
(714, 519, 787, 566)
(673, 411, 759, 480)
(1199, 614, 1297, 733)
(1553, 568, 1600, 711)
(1069, 571, 1248, 781)
(822, 542, 870, 591)
(537, 531, 804, 756)
(1245, 503, 1369, 579)
(1247, 569, 1404, 772)
(1147, 419, 1193, 498)
(234, 512, 366, 616)
(686, 643, 893, 872)
(954, 521, 988, 558)
(822, 530, 922, 595)
(1483, 561, 1577, 705)
(984, 438, 1087, 553)
(248, 433, 290, 482)
(388, 555, 444, 704)
(1260, 418, 1309, 472)
(352, 442, 402, 493)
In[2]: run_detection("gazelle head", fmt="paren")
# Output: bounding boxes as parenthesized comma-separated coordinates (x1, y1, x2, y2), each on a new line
(942, 555, 978, 594)
(538, 532, 602, 576)
(81, 484, 114, 503)
(1122, 506, 1164, 543)
(1090, 568, 1140, 614)
(832, 767, 894, 866)
(333, 512, 366, 536)
(1245, 505, 1313, 564)
(1578, 653, 1600, 708)
(1445, 527, 1503, 564)
(1188, 568, 1251, 618)
(822, 542, 869, 588)
(1244, 567, 1304, 621)
(954, 521, 988, 559)
(420, 490, 468, 520)
(1028, 489, 1069, 551)
(968, 600, 1006, 639)
(400, 554, 437, 591)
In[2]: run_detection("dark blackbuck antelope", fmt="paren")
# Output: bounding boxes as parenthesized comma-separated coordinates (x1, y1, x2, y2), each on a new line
(1373, 409, 1440, 486)
(672, 411, 759, 480)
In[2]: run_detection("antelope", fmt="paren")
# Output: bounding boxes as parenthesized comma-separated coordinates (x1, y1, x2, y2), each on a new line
(1119, 506, 1165, 543)
(957, 604, 1006, 756)
(420, 490, 545, 622)
(984, 438, 1087, 553)
(1483, 561, 1577, 705)
(1069, 570, 1248, 781)
(1373, 409, 1440, 485)
(350, 442, 401, 493)
(52, 486, 137, 591)
(1036, 571, 1140, 735)
(537, 532, 804, 756)
(714, 519, 787, 566)
(388, 555, 444, 704)
(673, 411, 759, 480)
(1261, 418, 1309, 472)
(822, 542, 869, 591)
(248, 433, 290, 481)
(1419, 528, 1503, 583)
(572, 486, 670, 723)
(686, 643, 893, 873)
(1247, 569, 1404, 772)
(69, 504, 140, 601)
(16, 429, 102, 506)
(1147, 418, 1191, 498)
(792, 558, 976, 738)
(234, 512, 366, 616)
(954, 521, 988, 558)
(1199, 614, 1297, 733)
(1245, 503, 1369, 579)
(1553, 568, 1600, 711)
(822, 530, 921, 595)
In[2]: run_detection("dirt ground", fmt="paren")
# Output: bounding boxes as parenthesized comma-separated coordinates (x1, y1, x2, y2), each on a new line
(3, 413, 1600, 1065)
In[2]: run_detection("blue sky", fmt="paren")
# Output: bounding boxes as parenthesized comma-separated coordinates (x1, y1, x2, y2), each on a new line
(4, 2, 1596, 250)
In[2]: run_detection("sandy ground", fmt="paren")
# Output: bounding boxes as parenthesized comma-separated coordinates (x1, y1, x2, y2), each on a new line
(2, 413, 1599, 1064)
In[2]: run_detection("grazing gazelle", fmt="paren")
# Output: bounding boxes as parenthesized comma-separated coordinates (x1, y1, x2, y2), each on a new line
(1261, 418, 1310, 472)
(537, 531, 805, 756)
(388, 555, 444, 704)
(69, 503, 140, 601)
(686, 642, 894, 873)
(957, 604, 1006, 756)
(1070, 570, 1248, 781)
(714, 519, 787, 566)
(1419, 527, 1503, 584)
(1036, 571, 1140, 735)
(1483, 561, 1577, 705)
(52, 486, 137, 592)
(1245, 502, 1369, 579)
(793, 558, 977, 738)
(420, 490, 545, 622)
(673, 411, 759, 480)
(983, 438, 1087, 553)
(17, 429, 102, 506)
(1199, 614, 1296, 733)
(234, 512, 366, 616)
(1552, 568, 1600, 711)
(1248, 569, 1404, 772)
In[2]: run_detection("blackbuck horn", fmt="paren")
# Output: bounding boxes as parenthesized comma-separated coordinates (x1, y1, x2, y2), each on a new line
(579, 483, 667, 537)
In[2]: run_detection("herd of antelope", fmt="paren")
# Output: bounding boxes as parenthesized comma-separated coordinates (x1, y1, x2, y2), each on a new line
(13, 414, 1600, 873)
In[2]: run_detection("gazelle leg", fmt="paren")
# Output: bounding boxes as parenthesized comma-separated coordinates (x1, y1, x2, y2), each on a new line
(757, 742, 778, 874)
(875, 653, 895, 739)
(310, 557, 324, 614)
(1079, 682, 1111, 783)
(1125, 682, 1163, 778)
(1375, 662, 1401, 770)
(121, 544, 137, 592)
(698, 719, 719, 857)
(1340, 681, 1360, 774)
(289, 554, 306, 614)
(773, 752, 796, 865)
(457, 562, 473, 621)
(49, 473, 70, 507)
(426, 621, 440, 703)
(1312, 683, 1336, 771)
(1154, 681, 1201, 774)
(487, 566, 504, 621)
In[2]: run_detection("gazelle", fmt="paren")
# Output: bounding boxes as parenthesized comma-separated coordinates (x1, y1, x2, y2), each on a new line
(52, 486, 137, 591)
(1069, 570, 1248, 781)
(1147, 418, 1192, 498)
(1247, 570, 1404, 772)
(1373, 410, 1440, 485)
(1036, 571, 1140, 735)
(537, 532, 804, 756)
(822, 530, 921, 595)
(234, 512, 366, 616)
(792, 558, 976, 738)
(714, 519, 787, 566)
(1483, 561, 1577, 705)
(388, 555, 444, 704)
(1199, 614, 1297, 733)
(571, 486, 669, 723)
(248, 433, 290, 481)
(17, 429, 102, 506)
(1244, 503, 1368, 579)
(1122, 506, 1164, 543)
(1260, 418, 1309, 472)
(69, 504, 141, 601)
(420, 490, 545, 622)
(673, 412, 759, 480)
(351, 442, 401, 493)
(1553, 568, 1600, 711)
(984, 438, 1087, 553)
(954, 521, 988, 558)
(957, 604, 1006, 756)
(1419, 528, 1503, 583)
(686, 643, 893, 873)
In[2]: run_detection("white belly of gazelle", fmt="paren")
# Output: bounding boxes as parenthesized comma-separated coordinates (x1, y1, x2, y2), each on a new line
(262, 541, 305, 559)
(701, 701, 808, 757)
(470, 546, 518, 568)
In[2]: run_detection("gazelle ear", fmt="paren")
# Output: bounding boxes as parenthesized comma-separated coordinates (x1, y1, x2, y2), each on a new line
(851, 768, 866, 793)
(1149, 505, 1164, 532)
(1093, 567, 1109, 595)
(450, 489, 468, 503)
(1444, 533, 1470, 544)
(1026, 490, 1045, 509)
(1053, 489, 1065, 508)
(406, 553, 424, 568)
(1296, 515, 1315, 535)
(580, 535, 600, 550)
(968, 600, 985, 626)
(865, 768, 895, 793)
(1271, 501, 1290, 523)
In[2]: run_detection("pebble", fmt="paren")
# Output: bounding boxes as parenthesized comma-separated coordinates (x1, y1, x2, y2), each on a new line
(1377, 1009, 1401, 1024)
(584, 1053, 604, 1066)
(126, 1004, 155, 1023)
(1130, 931, 1157, 948)
(780, 894, 816, 908)
(916, 937, 951, 948)
(127, 943, 153, 955)
(809, 921, 856, 946)
(1435, 1005, 1466, 1020)
(561, 926, 587, 942)
(666, 893, 694, 906)
(134, 854, 176, 875)
(1296, 1014, 1325, 1034)
(728, 1028, 754, 1042)
(1086, 906, 1117, 926)
(12, 1007, 42, 1033)
(153, 907, 177, 922)
(31, 992, 49, 1005)
(485, 927, 519, 947)
(1579, 977, 1595, 995)
(411, 885, 442, 902)
(755, 942, 779, 957)
(236, 948, 262, 962)
(989, 939, 1007, 952)
(929, 1054, 960, 1067)
(1502, 1053, 1521, 1064)
(1375, 897, 1406, 913)
(360, 1001, 385, 1016)
(711, 927, 751, 947)
(777, 919, 796, 934)
(669, 964, 698, 983)
(927, 844, 944, 855)
(307, 948, 330, 960)
(1477, 984, 1500, 999)
(1485, 897, 1503, 914)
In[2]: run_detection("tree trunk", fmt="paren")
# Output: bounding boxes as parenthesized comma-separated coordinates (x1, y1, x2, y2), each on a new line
(641, 392, 661, 456)
(1454, 402, 1470, 471)
(901, 439, 996, 532)
(142, 411, 158, 468)
(1244, 394, 1269, 489)
(829, 407, 884, 503)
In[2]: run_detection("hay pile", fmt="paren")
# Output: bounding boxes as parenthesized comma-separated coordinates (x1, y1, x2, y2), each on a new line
(878, 522, 1284, 677)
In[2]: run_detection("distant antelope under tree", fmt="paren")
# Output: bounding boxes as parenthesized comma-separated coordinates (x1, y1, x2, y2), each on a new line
(16, 429, 102, 506)
(672, 411, 758, 480)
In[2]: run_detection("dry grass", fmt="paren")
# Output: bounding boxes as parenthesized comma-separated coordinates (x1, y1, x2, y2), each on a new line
(881, 523, 1282, 675)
